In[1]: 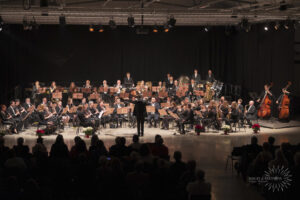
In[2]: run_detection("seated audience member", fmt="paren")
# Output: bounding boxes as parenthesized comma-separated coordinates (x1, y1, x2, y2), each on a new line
(13, 137, 30, 159)
(149, 135, 169, 160)
(70, 136, 88, 160)
(186, 169, 211, 200)
(129, 134, 142, 153)
(89, 135, 108, 164)
(4, 149, 27, 173)
(178, 160, 197, 194)
(49, 134, 69, 158)
(109, 137, 129, 158)
(0, 136, 10, 166)
(249, 142, 272, 177)
(268, 149, 289, 168)
(267, 136, 278, 158)
(170, 151, 187, 184)
(32, 136, 48, 157)
(281, 142, 294, 166)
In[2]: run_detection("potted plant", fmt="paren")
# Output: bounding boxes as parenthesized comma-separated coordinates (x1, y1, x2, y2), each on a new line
(252, 124, 260, 134)
(83, 127, 94, 138)
(36, 129, 45, 137)
(195, 124, 205, 135)
(222, 125, 231, 135)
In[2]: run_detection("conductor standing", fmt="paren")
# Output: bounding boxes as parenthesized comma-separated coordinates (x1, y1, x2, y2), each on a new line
(133, 96, 147, 136)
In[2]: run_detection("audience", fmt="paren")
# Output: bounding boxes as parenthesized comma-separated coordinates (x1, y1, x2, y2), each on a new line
(0, 134, 212, 200)
(186, 170, 211, 200)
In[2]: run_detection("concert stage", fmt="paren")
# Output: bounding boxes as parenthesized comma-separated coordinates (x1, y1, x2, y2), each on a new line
(258, 118, 300, 129)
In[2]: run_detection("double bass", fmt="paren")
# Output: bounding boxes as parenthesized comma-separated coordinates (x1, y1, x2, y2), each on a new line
(257, 83, 273, 118)
(278, 81, 292, 120)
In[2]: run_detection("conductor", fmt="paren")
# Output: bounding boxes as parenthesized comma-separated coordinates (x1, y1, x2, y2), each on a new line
(133, 96, 147, 136)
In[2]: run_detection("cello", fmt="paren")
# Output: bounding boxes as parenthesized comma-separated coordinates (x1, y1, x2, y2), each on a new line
(257, 83, 273, 118)
(278, 81, 292, 120)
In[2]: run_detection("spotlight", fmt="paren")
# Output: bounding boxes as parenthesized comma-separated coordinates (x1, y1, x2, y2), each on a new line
(204, 26, 210, 32)
(89, 25, 94, 32)
(98, 25, 104, 32)
(59, 15, 66, 26)
(127, 16, 135, 28)
(164, 23, 169, 32)
(284, 20, 289, 29)
(0, 16, 4, 32)
(264, 25, 269, 31)
(109, 19, 117, 29)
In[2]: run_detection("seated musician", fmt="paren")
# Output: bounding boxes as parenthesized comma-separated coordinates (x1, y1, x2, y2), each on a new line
(41, 97, 48, 107)
(69, 82, 77, 93)
(191, 69, 201, 85)
(84, 80, 92, 89)
(115, 80, 123, 95)
(43, 106, 57, 125)
(245, 100, 257, 127)
(219, 100, 230, 125)
(49, 81, 57, 93)
(113, 98, 124, 128)
(229, 101, 239, 124)
(202, 100, 218, 128)
(100, 80, 110, 102)
(165, 73, 171, 86)
(77, 105, 95, 128)
(57, 101, 70, 124)
(66, 98, 76, 121)
(178, 104, 194, 134)
(23, 98, 39, 123)
(0, 104, 19, 133)
(157, 81, 164, 91)
(124, 72, 134, 88)
(147, 97, 160, 128)
(15, 99, 30, 128)
(257, 84, 274, 118)
(81, 98, 87, 106)
(98, 101, 110, 128)
(206, 69, 215, 83)
(7, 100, 23, 130)
(187, 79, 196, 99)
(162, 102, 177, 130)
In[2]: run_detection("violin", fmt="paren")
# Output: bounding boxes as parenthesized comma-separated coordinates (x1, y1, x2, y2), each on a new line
(257, 83, 273, 118)
(278, 81, 291, 120)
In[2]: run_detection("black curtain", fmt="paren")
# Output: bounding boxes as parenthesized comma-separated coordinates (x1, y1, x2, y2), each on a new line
(0, 24, 297, 105)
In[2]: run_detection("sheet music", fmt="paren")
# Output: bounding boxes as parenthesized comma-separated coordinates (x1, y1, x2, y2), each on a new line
(98, 110, 104, 119)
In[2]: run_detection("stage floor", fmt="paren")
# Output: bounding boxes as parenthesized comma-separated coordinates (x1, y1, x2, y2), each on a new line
(3, 126, 300, 200)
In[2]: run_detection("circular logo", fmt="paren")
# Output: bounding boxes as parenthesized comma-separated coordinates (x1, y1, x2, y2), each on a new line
(263, 166, 292, 192)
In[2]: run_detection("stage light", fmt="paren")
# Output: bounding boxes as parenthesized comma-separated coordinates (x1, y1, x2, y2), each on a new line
(164, 23, 169, 32)
(127, 16, 135, 28)
(264, 25, 269, 31)
(284, 21, 289, 29)
(59, 15, 66, 26)
(204, 26, 210, 32)
(0, 16, 3, 32)
(109, 19, 117, 29)
(89, 25, 94, 32)
(98, 25, 104, 32)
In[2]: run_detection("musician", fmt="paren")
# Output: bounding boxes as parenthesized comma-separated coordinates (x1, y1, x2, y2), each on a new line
(69, 82, 77, 93)
(219, 100, 230, 125)
(115, 80, 123, 95)
(229, 101, 239, 124)
(202, 100, 218, 128)
(41, 97, 48, 107)
(178, 104, 194, 134)
(32, 81, 42, 105)
(147, 97, 160, 128)
(77, 106, 95, 128)
(113, 98, 124, 128)
(157, 81, 164, 91)
(7, 101, 22, 124)
(165, 73, 171, 87)
(257, 84, 274, 103)
(49, 81, 57, 93)
(133, 96, 147, 136)
(188, 79, 197, 97)
(98, 101, 110, 128)
(84, 80, 92, 89)
(191, 69, 201, 84)
(0, 104, 19, 134)
(81, 98, 87, 106)
(276, 88, 290, 105)
(167, 76, 174, 89)
(43, 106, 57, 125)
(124, 72, 134, 88)
(66, 98, 76, 120)
(162, 102, 177, 130)
(245, 100, 257, 127)
(169, 80, 179, 97)
(15, 99, 30, 128)
(100, 80, 110, 102)
(237, 98, 244, 122)
(206, 70, 215, 83)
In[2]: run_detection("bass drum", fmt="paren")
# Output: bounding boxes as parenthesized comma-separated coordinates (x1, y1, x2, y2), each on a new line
(178, 76, 190, 86)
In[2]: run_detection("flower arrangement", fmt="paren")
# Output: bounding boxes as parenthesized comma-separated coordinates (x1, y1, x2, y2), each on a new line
(222, 125, 231, 135)
(83, 127, 94, 138)
(36, 129, 45, 136)
(252, 124, 260, 133)
(195, 124, 205, 135)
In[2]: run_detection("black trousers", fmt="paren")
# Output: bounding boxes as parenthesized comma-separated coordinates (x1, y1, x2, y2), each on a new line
(136, 117, 145, 136)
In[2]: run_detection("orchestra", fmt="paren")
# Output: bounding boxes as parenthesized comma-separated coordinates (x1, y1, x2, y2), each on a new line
(0, 70, 292, 135)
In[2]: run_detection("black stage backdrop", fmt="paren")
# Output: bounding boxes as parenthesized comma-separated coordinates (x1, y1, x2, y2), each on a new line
(0, 25, 297, 106)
